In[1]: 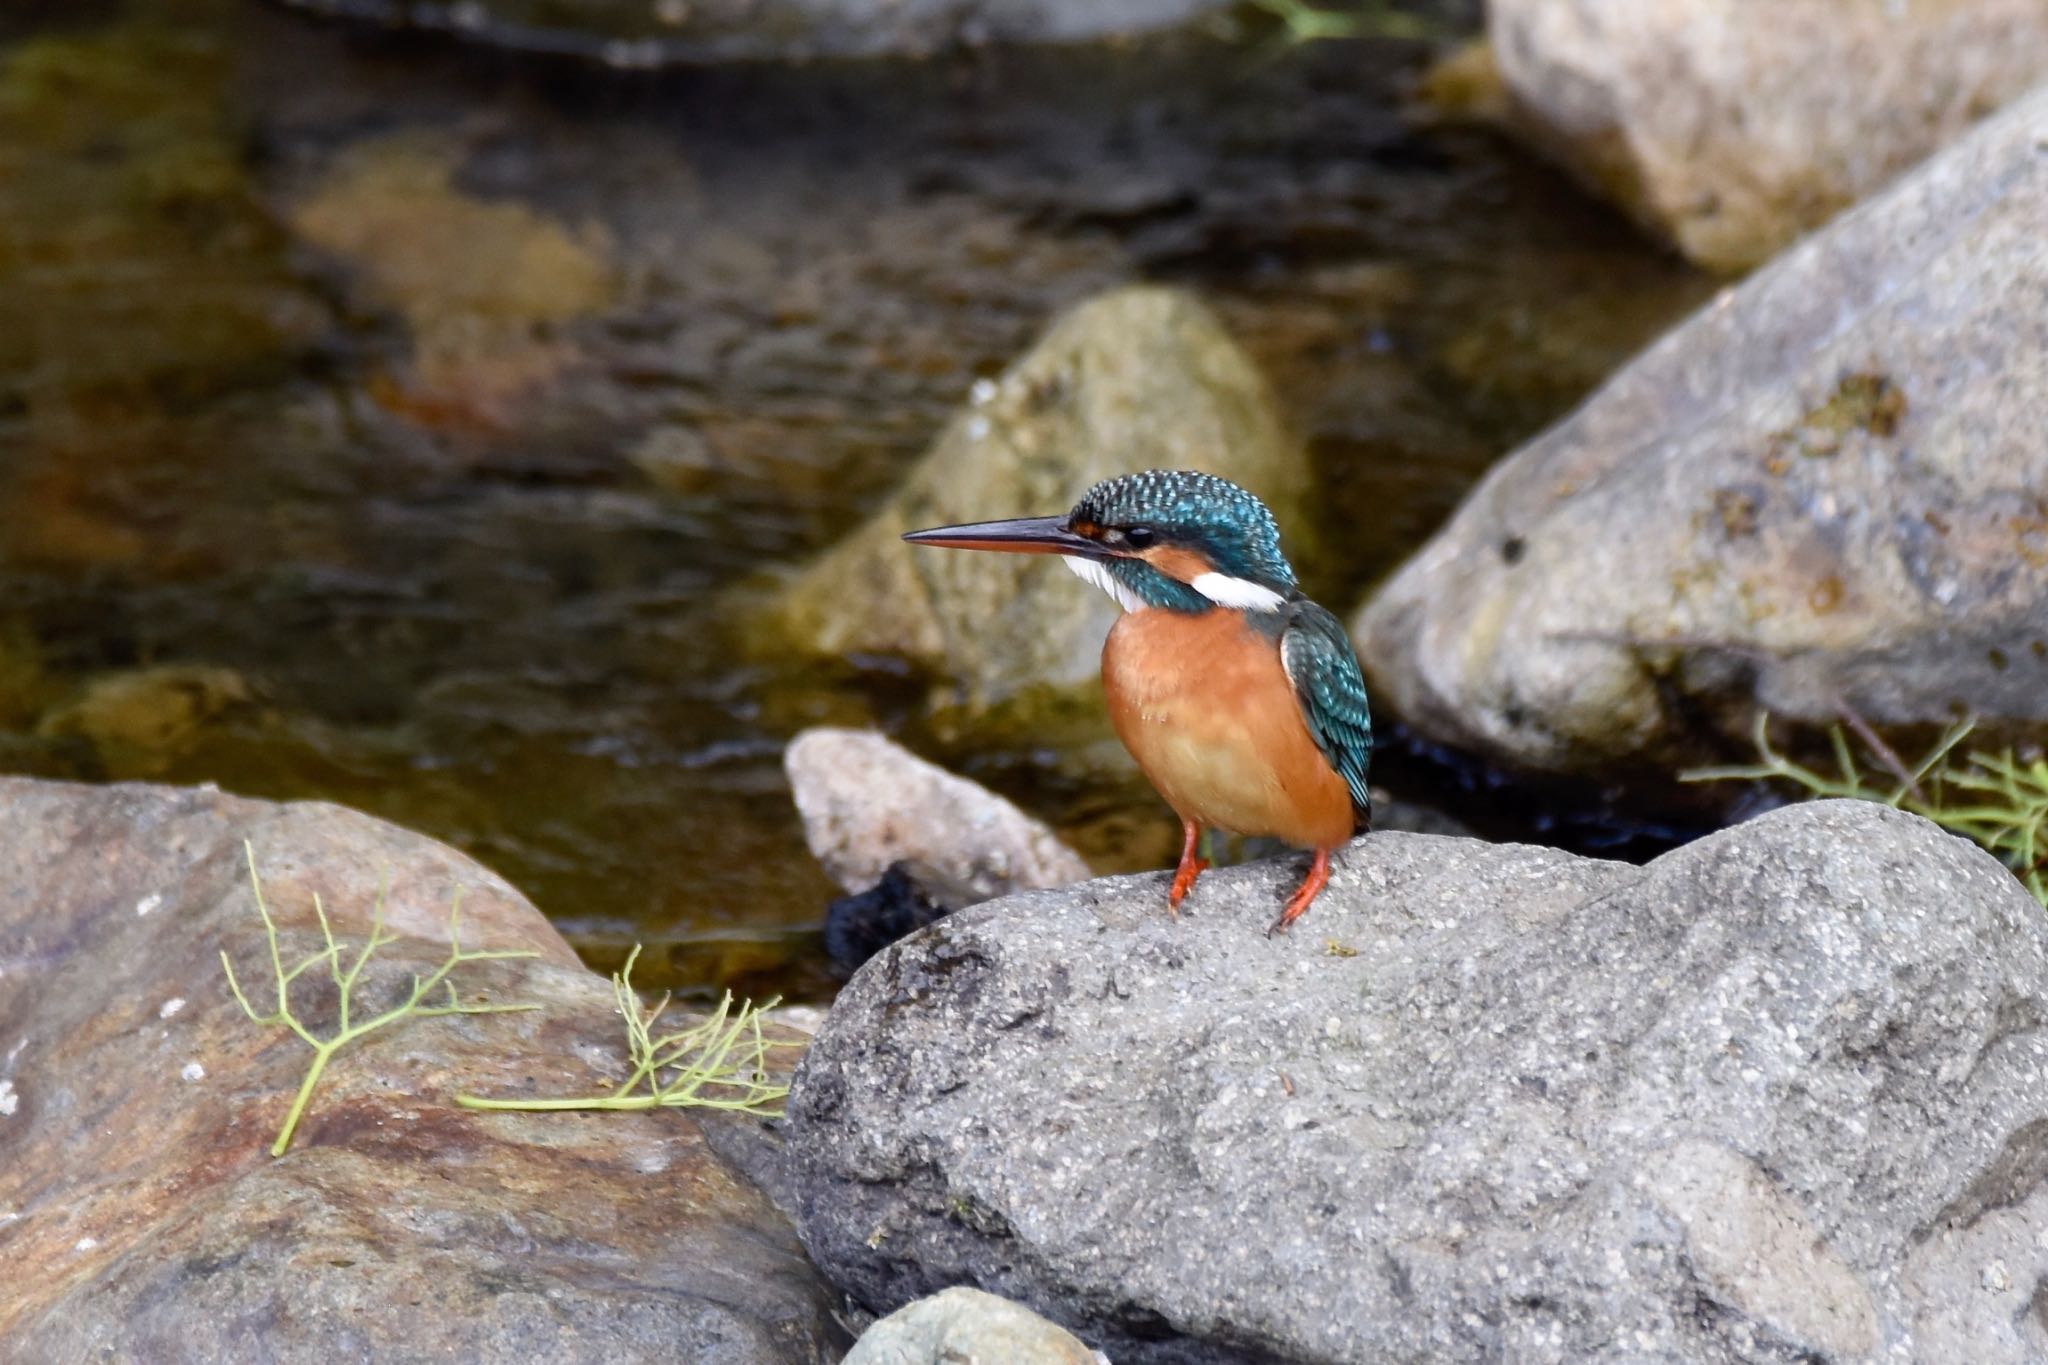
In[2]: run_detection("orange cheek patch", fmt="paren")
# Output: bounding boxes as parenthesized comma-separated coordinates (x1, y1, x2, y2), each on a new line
(1138, 546, 1215, 584)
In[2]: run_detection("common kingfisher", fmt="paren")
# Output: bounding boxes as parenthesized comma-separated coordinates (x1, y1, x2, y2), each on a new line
(903, 469, 1371, 935)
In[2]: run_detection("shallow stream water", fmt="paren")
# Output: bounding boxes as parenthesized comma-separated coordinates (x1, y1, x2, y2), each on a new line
(0, 0, 1713, 998)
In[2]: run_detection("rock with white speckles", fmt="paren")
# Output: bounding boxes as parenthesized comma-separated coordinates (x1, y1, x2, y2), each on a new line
(0, 776, 840, 1362)
(1355, 85, 2048, 783)
(785, 800, 2048, 1362)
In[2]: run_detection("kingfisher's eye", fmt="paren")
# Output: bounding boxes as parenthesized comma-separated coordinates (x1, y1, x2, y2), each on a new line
(1124, 525, 1158, 549)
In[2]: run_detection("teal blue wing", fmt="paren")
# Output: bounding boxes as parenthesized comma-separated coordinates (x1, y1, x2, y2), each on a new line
(1280, 602, 1373, 828)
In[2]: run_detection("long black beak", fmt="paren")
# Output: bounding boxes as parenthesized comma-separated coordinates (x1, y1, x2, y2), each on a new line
(902, 515, 1116, 560)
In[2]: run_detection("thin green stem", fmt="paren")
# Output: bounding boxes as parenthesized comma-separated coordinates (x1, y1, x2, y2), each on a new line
(272, 1039, 339, 1157)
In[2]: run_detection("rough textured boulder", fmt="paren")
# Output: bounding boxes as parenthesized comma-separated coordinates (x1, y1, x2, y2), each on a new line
(274, 0, 1231, 65)
(845, 1286, 1103, 1364)
(786, 801, 2048, 1362)
(786, 727, 1090, 897)
(1488, 0, 2048, 270)
(1355, 85, 2048, 782)
(0, 778, 840, 1363)
(771, 286, 1311, 709)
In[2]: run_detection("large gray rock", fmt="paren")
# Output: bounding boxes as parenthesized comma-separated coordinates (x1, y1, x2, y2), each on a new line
(1355, 84, 2048, 782)
(0, 778, 839, 1362)
(1488, 0, 2048, 270)
(771, 286, 1311, 710)
(785, 801, 2048, 1362)
(273, 0, 1231, 65)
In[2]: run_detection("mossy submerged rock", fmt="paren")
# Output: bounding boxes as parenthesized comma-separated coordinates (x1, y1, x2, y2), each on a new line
(1354, 84, 2048, 781)
(287, 132, 618, 431)
(1488, 0, 2048, 271)
(771, 286, 1310, 709)
(0, 777, 839, 1363)
(35, 664, 258, 774)
(786, 801, 2048, 1361)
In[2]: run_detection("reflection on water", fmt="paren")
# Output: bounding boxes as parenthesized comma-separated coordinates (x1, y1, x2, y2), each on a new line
(0, 0, 1711, 999)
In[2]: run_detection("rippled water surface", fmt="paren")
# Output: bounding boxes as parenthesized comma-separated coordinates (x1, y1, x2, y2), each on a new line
(0, 0, 1711, 997)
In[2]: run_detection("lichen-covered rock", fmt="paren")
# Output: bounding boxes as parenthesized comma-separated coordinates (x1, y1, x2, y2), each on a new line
(0, 777, 840, 1363)
(1354, 85, 2048, 782)
(785, 801, 2048, 1362)
(273, 0, 1232, 66)
(772, 287, 1310, 709)
(845, 1286, 1104, 1365)
(1488, 0, 2048, 270)
(786, 727, 1089, 898)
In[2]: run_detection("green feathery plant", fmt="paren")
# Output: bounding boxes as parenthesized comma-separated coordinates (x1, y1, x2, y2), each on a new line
(222, 843, 540, 1156)
(456, 945, 797, 1118)
(1685, 714, 2048, 906)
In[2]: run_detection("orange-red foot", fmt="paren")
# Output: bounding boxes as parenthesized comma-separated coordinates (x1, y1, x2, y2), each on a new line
(1167, 821, 1209, 915)
(1266, 846, 1334, 937)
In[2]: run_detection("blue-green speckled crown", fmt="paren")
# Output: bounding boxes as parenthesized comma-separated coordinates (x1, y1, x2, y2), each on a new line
(1070, 470, 1297, 598)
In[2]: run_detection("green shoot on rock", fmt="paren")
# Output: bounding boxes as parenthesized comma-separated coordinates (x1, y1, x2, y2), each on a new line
(1685, 714, 2048, 906)
(222, 843, 540, 1156)
(455, 945, 796, 1118)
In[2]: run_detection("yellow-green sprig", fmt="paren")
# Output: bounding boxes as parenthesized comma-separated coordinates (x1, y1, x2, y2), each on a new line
(456, 945, 797, 1117)
(222, 843, 540, 1156)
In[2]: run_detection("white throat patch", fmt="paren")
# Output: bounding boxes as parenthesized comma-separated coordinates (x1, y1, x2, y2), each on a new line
(1063, 556, 1148, 614)
(1064, 557, 1287, 614)
(1190, 572, 1287, 612)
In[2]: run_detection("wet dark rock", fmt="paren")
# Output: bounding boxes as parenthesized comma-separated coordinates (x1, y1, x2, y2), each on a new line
(824, 859, 980, 976)
(785, 801, 2048, 1362)
(771, 287, 1312, 710)
(1488, 0, 2048, 270)
(1356, 85, 2048, 781)
(271, 0, 1234, 66)
(0, 777, 840, 1362)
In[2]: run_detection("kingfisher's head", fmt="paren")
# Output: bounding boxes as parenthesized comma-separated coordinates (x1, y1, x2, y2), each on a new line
(902, 469, 1298, 615)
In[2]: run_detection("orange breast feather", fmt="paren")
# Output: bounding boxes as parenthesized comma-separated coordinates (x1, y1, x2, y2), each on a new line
(1101, 608, 1355, 849)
